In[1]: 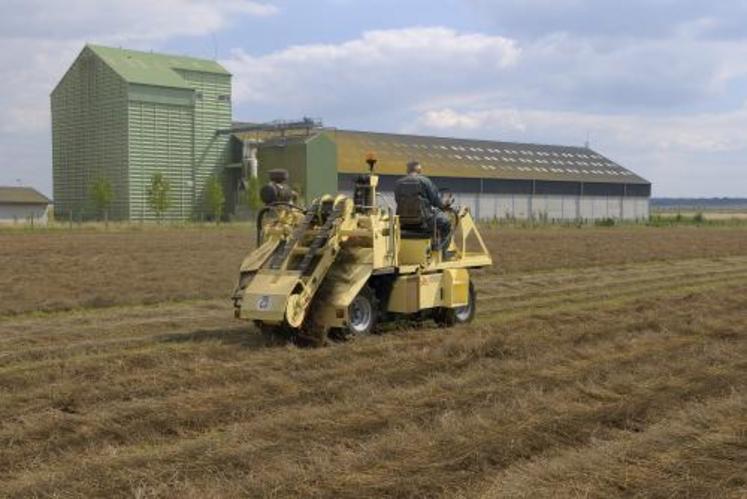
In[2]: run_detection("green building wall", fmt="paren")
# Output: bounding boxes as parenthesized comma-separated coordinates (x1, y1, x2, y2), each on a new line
(52, 45, 231, 221)
(255, 134, 337, 205)
(178, 70, 232, 217)
(127, 74, 231, 221)
(52, 47, 130, 220)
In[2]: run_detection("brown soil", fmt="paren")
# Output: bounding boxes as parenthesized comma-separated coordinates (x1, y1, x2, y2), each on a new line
(1, 225, 746, 316)
(1, 226, 745, 497)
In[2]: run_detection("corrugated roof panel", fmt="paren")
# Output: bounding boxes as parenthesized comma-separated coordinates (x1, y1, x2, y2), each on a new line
(87, 44, 230, 89)
(0, 187, 51, 205)
(328, 129, 649, 185)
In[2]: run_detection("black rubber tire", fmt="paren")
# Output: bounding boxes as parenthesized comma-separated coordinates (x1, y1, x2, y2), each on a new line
(340, 285, 379, 339)
(434, 281, 476, 327)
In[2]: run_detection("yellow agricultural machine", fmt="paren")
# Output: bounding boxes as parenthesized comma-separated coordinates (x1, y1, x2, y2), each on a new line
(232, 156, 492, 344)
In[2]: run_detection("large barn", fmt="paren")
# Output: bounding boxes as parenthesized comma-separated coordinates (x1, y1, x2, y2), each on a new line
(0, 187, 51, 225)
(51, 44, 650, 222)
(52, 45, 231, 221)
(229, 125, 651, 221)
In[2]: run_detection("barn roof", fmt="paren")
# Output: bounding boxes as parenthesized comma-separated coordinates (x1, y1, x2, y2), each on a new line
(328, 129, 649, 185)
(0, 187, 52, 205)
(86, 44, 230, 89)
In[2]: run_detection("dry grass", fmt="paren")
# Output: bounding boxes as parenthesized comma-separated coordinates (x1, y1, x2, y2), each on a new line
(654, 210, 747, 220)
(0, 222, 746, 497)
(1, 224, 746, 316)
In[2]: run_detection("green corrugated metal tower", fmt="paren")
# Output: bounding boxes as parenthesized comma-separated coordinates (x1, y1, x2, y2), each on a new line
(52, 44, 231, 220)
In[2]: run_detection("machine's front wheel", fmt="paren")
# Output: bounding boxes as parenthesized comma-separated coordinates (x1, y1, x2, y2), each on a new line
(434, 281, 476, 327)
(332, 286, 379, 340)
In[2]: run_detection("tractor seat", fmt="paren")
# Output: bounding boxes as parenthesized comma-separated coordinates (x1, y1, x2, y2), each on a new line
(400, 224, 432, 240)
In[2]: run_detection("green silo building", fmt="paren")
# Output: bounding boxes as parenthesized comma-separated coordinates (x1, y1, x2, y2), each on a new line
(51, 44, 231, 220)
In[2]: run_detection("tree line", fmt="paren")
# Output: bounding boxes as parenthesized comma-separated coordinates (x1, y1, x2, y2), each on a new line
(88, 172, 246, 223)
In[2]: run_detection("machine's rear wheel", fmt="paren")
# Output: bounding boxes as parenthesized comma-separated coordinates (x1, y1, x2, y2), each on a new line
(434, 281, 476, 327)
(332, 286, 379, 340)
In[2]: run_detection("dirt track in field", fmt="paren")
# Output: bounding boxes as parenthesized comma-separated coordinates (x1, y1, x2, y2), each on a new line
(1, 247, 745, 497)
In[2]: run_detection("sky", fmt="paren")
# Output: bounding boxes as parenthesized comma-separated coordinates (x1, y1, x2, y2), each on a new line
(1, 0, 746, 197)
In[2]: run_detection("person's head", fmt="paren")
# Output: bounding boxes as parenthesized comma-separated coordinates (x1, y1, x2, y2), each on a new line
(406, 160, 422, 174)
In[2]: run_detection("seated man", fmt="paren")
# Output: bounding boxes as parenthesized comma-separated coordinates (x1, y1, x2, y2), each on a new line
(394, 160, 453, 255)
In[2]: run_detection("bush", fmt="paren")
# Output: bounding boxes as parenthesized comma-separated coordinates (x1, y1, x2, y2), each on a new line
(595, 217, 616, 227)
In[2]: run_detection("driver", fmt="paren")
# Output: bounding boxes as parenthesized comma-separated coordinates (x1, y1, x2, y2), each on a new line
(394, 160, 453, 256)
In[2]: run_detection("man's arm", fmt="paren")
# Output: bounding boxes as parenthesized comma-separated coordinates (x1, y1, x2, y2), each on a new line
(422, 176, 446, 210)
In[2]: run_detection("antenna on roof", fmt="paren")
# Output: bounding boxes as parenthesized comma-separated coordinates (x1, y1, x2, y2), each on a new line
(211, 33, 218, 60)
(584, 130, 591, 149)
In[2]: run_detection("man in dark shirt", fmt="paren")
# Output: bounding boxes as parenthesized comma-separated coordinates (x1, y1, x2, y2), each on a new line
(394, 160, 453, 254)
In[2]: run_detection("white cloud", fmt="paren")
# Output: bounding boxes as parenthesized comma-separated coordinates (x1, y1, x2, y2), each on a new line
(0, 0, 278, 192)
(219, 23, 747, 196)
(0, 1, 278, 39)
(0, 0, 279, 132)
(1, 1, 745, 197)
(224, 27, 520, 109)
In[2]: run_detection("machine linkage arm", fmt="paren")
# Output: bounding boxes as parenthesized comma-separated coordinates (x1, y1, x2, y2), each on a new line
(284, 196, 355, 328)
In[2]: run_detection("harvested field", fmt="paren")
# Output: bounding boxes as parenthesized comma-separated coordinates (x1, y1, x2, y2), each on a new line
(1, 225, 746, 497)
(1, 224, 746, 315)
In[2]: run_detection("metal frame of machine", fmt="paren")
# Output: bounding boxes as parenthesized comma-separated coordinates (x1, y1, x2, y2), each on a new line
(232, 155, 492, 344)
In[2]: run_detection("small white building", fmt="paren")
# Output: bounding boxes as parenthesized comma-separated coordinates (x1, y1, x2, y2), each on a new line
(0, 187, 52, 225)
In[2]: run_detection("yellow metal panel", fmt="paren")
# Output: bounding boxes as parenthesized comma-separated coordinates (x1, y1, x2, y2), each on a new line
(239, 239, 280, 272)
(240, 272, 299, 322)
(313, 260, 373, 329)
(387, 275, 420, 313)
(418, 273, 443, 309)
(399, 238, 431, 265)
(442, 269, 469, 307)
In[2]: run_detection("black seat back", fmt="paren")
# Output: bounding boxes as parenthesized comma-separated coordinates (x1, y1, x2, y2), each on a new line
(395, 176, 431, 236)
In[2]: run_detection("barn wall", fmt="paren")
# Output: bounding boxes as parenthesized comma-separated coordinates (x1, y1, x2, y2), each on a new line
(51, 47, 129, 220)
(0, 205, 49, 225)
(372, 189, 648, 222)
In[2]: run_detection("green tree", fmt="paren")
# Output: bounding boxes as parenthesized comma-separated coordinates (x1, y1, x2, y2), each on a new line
(205, 174, 225, 224)
(89, 177, 114, 226)
(147, 173, 171, 223)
